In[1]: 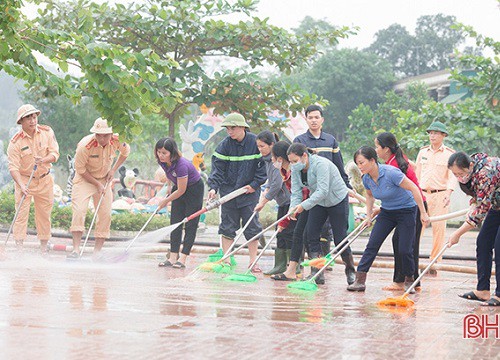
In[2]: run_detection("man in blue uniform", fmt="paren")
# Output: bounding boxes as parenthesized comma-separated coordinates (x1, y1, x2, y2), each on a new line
(294, 104, 355, 284)
(207, 113, 267, 271)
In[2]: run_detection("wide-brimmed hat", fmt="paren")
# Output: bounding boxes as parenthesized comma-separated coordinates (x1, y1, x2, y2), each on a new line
(90, 118, 113, 134)
(16, 104, 41, 124)
(426, 121, 448, 136)
(221, 113, 250, 128)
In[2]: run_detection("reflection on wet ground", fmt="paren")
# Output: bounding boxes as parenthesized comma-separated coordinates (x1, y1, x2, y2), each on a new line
(0, 243, 498, 359)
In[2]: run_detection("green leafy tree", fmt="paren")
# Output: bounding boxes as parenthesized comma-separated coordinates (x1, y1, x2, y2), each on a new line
(393, 97, 499, 158)
(29, 0, 353, 137)
(367, 14, 465, 77)
(344, 82, 431, 156)
(286, 48, 394, 140)
(21, 91, 98, 161)
(450, 24, 500, 110)
(366, 24, 416, 78)
(1, 0, 181, 140)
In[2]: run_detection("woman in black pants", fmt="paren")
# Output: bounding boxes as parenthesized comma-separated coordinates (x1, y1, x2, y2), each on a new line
(348, 146, 429, 292)
(155, 137, 204, 269)
(375, 132, 427, 291)
(286, 143, 354, 285)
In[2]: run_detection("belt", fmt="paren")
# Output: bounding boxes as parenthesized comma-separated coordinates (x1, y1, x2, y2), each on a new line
(21, 171, 50, 180)
(424, 189, 446, 194)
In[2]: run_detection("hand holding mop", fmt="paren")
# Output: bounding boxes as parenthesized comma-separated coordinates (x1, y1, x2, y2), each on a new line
(4, 165, 37, 246)
(288, 217, 375, 292)
(224, 229, 280, 283)
(377, 243, 450, 308)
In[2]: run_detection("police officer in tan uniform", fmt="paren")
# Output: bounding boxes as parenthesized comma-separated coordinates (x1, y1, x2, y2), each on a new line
(67, 118, 130, 259)
(7, 104, 60, 254)
(415, 121, 457, 272)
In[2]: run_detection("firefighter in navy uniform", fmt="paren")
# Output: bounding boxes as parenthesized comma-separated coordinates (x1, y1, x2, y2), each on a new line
(207, 113, 267, 271)
(293, 105, 355, 284)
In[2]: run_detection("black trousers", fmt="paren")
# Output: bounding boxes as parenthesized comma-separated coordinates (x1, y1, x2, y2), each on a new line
(392, 202, 428, 283)
(304, 196, 350, 256)
(289, 211, 308, 263)
(276, 204, 294, 249)
(169, 179, 204, 255)
(476, 209, 500, 297)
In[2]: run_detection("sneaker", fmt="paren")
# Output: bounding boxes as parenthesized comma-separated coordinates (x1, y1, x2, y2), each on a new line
(67, 251, 79, 260)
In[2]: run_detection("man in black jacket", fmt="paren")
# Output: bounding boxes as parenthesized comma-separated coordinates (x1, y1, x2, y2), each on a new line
(207, 113, 267, 271)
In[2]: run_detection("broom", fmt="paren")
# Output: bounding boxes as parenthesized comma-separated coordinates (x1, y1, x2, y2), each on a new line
(376, 208, 467, 307)
(288, 217, 375, 292)
(377, 243, 450, 307)
(224, 229, 279, 283)
(107, 186, 249, 262)
(196, 210, 292, 274)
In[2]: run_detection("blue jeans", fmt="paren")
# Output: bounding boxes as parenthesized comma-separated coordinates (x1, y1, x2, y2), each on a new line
(357, 206, 417, 276)
(476, 209, 500, 297)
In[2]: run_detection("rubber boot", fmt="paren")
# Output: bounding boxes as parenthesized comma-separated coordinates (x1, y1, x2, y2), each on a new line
(342, 252, 356, 285)
(347, 271, 367, 291)
(264, 248, 288, 275)
(404, 276, 416, 294)
(306, 252, 325, 285)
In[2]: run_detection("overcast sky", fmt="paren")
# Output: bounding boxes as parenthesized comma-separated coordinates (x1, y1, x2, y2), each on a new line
(255, 0, 500, 49)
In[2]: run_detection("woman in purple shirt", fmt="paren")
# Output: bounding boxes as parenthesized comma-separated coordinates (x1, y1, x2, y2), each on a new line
(155, 137, 204, 269)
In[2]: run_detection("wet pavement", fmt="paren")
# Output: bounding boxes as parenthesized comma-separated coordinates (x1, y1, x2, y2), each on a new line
(0, 227, 499, 360)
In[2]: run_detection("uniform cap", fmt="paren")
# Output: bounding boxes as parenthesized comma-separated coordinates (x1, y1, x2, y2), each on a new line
(221, 113, 249, 128)
(426, 121, 448, 135)
(90, 118, 113, 134)
(16, 104, 41, 124)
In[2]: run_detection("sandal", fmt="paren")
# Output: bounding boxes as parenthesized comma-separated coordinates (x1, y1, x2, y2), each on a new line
(458, 291, 488, 302)
(66, 251, 80, 260)
(481, 297, 500, 307)
(250, 265, 262, 273)
(382, 283, 405, 291)
(271, 273, 295, 281)
(158, 259, 173, 267)
(172, 261, 186, 269)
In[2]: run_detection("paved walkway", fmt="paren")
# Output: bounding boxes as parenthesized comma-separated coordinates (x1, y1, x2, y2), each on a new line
(0, 226, 498, 359)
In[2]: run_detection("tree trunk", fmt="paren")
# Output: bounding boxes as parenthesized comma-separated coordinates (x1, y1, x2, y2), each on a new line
(167, 112, 176, 138)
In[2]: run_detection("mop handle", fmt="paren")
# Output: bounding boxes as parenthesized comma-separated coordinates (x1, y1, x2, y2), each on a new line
(310, 216, 377, 282)
(4, 165, 38, 246)
(225, 211, 257, 255)
(348, 189, 367, 204)
(124, 209, 158, 252)
(218, 210, 292, 263)
(185, 187, 248, 222)
(79, 180, 109, 257)
(247, 229, 279, 271)
(322, 218, 371, 259)
(205, 187, 248, 211)
(429, 209, 468, 222)
(403, 243, 449, 296)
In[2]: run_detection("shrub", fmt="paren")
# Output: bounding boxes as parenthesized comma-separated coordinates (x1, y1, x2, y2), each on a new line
(0, 191, 169, 232)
